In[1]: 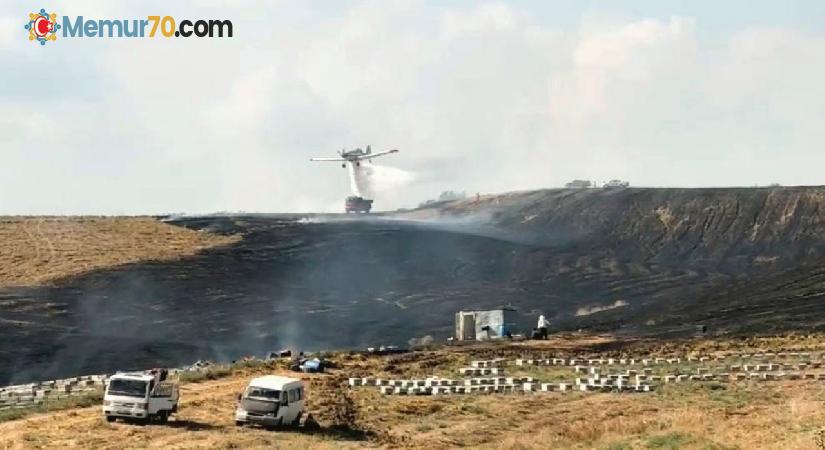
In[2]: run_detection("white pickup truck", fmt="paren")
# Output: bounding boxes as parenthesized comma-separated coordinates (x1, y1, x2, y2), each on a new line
(103, 370, 179, 423)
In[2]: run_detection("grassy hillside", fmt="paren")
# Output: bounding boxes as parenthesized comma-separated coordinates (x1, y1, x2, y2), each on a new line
(0, 217, 239, 288)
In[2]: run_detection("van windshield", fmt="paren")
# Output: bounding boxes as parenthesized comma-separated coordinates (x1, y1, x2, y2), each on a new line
(107, 379, 148, 398)
(244, 386, 281, 402)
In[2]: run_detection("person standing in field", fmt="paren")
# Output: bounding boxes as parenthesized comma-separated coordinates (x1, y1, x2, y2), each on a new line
(537, 314, 550, 339)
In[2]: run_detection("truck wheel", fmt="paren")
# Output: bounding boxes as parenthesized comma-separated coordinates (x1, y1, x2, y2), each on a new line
(292, 412, 302, 427)
(158, 411, 169, 424)
(302, 413, 320, 430)
(105, 416, 115, 423)
(235, 421, 244, 427)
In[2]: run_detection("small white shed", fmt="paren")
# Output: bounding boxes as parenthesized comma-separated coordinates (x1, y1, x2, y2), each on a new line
(454, 308, 516, 341)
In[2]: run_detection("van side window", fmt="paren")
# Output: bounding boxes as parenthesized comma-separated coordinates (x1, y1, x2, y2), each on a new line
(297, 387, 303, 401)
(287, 389, 296, 403)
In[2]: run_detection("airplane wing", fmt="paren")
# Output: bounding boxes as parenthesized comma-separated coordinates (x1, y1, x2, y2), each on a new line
(357, 149, 399, 161)
(309, 157, 347, 162)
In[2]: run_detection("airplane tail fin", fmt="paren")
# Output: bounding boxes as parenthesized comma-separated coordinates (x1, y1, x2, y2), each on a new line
(367, 145, 371, 154)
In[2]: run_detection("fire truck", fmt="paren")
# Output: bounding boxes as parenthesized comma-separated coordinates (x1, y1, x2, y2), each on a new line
(345, 196, 373, 213)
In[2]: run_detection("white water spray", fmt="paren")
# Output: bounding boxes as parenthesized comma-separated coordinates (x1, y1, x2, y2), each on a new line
(349, 163, 415, 199)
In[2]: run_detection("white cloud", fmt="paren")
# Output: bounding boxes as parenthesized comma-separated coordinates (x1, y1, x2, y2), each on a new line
(441, 3, 520, 40)
(552, 17, 698, 120)
(707, 27, 825, 115)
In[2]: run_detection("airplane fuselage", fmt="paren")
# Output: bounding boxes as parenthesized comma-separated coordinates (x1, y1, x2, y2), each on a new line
(340, 148, 369, 160)
(309, 146, 397, 166)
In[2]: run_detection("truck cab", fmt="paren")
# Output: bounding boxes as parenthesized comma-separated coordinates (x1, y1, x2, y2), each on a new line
(235, 375, 305, 428)
(103, 371, 178, 423)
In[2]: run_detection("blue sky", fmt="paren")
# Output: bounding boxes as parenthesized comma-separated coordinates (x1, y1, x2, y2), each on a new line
(1, 1, 825, 214)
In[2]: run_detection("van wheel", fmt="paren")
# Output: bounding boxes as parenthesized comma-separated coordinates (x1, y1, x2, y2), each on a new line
(292, 412, 302, 427)
(158, 411, 169, 424)
(235, 421, 244, 427)
(105, 416, 115, 423)
(267, 417, 282, 430)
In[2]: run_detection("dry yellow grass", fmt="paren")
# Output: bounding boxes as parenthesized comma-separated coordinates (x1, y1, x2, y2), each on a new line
(0, 372, 362, 450)
(0, 217, 239, 288)
(3, 336, 825, 449)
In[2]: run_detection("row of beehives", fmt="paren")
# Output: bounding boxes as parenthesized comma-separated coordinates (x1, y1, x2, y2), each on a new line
(577, 370, 825, 384)
(573, 363, 825, 375)
(0, 375, 108, 410)
(460, 356, 825, 379)
(348, 358, 656, 396)
(515, 351, 821, 367)
(348, 375, 533, 388)
(518, 357, 825, 385)
(456, 359, 508, 376)
(458, 367, 505, 376)
(348, 375, 654, 395)
(349, 350, 825, 398)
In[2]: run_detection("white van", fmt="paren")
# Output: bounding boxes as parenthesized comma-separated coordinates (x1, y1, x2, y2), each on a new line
(234, 375, 305, 427)
(103, 371, 178, 423)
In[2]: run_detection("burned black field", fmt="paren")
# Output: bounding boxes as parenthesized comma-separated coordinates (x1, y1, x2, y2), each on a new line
(0, 215, 539, 384)
(3, 187, 825, 385)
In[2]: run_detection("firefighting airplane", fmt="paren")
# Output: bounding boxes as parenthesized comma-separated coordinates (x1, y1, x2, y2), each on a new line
(310, 145, 399, 168)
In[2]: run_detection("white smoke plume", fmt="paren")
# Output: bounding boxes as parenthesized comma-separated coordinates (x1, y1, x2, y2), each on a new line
(575, 300, 629, 317)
